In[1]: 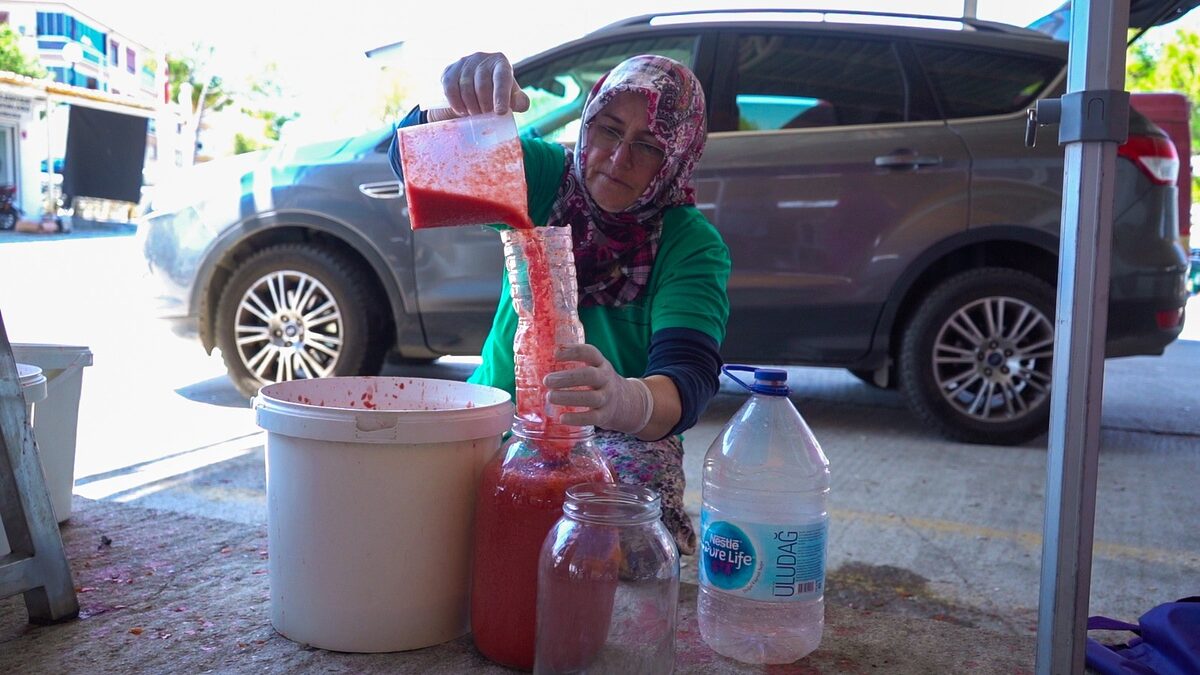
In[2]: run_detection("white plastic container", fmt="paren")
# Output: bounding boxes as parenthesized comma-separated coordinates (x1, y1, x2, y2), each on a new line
(698, 366, 831, 664)
(0, 363, 48, 557)
(11, 344, 93, 523)
(16, 362, 47, 423)
(254, 376, 513, 653)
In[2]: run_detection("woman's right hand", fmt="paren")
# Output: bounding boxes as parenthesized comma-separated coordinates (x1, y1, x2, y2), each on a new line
(433, 52, 531, 121)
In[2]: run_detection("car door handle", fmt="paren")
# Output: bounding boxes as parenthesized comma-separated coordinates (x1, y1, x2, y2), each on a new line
(874, 150, 942, 169)
(358, 181, 404, 199)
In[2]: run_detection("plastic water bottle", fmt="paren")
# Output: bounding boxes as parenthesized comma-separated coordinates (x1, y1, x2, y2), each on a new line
(697, 366, 831, 664)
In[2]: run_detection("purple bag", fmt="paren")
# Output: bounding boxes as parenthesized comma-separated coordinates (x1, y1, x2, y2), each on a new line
(1085, 597, 1200, 675)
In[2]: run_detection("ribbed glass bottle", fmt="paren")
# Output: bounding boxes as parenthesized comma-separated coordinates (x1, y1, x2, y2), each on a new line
(502, 225, 586, 435)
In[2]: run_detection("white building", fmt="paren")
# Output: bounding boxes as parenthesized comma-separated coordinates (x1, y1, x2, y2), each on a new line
(0, 1, 160, 101)
(0, 1, 166, 225)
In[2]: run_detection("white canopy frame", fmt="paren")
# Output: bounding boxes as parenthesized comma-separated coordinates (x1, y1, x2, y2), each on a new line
(1037, 1, 1139, 673)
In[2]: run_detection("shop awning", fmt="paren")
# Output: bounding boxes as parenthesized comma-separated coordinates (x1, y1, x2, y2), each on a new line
(0, 71, 156, 118)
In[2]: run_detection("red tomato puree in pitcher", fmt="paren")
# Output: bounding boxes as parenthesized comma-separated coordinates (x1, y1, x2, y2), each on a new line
(406, 188, 534, 230)
(403, 131, 533, 230)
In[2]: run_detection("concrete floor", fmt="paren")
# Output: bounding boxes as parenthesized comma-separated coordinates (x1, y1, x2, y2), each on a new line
(2, 230, 1196, 672)
(0, 497, 1037, 674)
(81, 338, 1200, 635)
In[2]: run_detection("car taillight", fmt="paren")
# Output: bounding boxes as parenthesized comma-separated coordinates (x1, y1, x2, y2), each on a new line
(1155, 308, 1183, 330)
(1117, 134, 1179, 186)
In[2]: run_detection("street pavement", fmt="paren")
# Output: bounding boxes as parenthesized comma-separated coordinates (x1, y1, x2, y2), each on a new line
(1, 225, 1198, 636)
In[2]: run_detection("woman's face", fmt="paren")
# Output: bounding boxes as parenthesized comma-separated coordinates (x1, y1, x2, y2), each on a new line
(583, 91, 666, 213)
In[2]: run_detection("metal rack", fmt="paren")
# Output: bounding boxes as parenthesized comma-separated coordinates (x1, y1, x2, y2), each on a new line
(0, 310, 77, 623)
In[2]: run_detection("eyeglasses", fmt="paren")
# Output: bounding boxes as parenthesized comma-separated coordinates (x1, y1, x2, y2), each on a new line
(587, 122, 666, 168)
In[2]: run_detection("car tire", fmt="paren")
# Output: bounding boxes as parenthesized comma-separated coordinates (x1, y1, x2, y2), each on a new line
(216, 243, 388, 398)
(0, 210, 16, 231)
(898, 268, 1056, 445)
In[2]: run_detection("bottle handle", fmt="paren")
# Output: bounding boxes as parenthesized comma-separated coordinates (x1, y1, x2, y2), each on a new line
(721, 365, 758, 393)
(721, 364, 791, 396)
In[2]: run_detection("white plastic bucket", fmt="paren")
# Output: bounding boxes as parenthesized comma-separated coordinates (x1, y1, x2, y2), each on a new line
(0, 364, 48, 557)
(17, 362, 47, 421)
(11, 344, 93, 523)
(254, 376, 513, 653)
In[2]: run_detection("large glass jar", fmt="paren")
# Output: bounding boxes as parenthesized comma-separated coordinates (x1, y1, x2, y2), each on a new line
(502, 225, 586, 434)
(534, 483, 680, 675)
(471, 425, 614, 670)
(471, 225, 614, 671)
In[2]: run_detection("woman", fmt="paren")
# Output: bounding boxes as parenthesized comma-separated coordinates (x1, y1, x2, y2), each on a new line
(390, 52, 730, 555)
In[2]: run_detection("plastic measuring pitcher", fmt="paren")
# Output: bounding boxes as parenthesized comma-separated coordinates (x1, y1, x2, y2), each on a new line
(397, 112, 533, 230)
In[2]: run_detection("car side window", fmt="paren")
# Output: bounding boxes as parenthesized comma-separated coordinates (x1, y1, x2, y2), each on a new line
(914, 43, 1063, 118)
(515, 35, 699, 143)
(732, 33, 910, 131)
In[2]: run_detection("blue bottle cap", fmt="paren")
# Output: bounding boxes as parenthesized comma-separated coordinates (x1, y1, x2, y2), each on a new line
(722, 365, 791, 396)
(751, 368, 789, 395)
(753, 368, 787, 382)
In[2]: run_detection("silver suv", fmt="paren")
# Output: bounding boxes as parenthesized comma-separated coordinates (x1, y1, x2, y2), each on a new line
(141, 10, 1190, 445)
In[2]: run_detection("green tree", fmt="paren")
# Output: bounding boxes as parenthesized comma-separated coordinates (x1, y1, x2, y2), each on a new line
(233, 132, 265, 154)
(0, 25, 47, 78)
(166, 44, 234, 117)
(165, 44, 237, 162)
(377, 71, 410, 126)
(1127, 29, 1200, 148)
(239, 61, 298, 146)
(1127, 29, 1200, 207)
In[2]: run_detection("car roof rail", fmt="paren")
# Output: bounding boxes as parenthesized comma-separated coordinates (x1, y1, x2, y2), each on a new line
(591, 8, 1049, 37)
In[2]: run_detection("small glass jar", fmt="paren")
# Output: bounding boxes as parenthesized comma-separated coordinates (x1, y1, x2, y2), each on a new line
(534, 483, 680, 675)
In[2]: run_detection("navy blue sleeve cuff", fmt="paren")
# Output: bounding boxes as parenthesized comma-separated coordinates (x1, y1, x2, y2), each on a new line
(644, 327, 723, 439)
(387, 105, 429, 181)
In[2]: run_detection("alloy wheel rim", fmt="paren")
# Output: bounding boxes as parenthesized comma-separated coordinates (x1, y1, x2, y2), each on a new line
(233, 270, 343, 386)
(931, 295, 1054, 423)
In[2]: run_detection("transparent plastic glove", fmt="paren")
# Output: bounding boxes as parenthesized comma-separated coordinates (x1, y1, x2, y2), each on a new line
(544, 344, 654, 435)
(438, 51, 531, 117)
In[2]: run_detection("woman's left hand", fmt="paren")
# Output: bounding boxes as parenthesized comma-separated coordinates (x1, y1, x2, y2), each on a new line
(544, 344, 654, 434)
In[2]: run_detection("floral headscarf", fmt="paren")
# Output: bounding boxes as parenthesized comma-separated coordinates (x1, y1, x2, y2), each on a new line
(547, 55, 707, 307)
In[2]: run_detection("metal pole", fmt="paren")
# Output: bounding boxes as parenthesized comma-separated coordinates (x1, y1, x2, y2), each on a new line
(1035, 1, 1129, 674)
(963, 0, 979, 19)
(42, 96, 54, 230)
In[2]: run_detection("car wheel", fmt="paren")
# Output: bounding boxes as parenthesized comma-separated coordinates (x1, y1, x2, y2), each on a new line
(898, 268, 1055, 445)
(0, 211, 16, 231)
(216, 243, 387, 398)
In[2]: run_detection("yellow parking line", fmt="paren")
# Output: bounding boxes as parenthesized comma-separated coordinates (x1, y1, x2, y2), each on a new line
(832, 508, 1200, 569)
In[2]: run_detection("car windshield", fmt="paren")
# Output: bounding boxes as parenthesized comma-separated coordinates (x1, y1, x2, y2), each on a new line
(514, 35, 698, 143)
